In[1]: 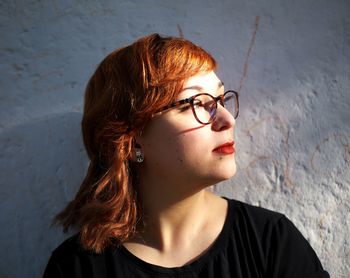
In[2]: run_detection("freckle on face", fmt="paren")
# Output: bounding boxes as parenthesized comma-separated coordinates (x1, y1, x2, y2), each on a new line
(177, 157, 184, 163)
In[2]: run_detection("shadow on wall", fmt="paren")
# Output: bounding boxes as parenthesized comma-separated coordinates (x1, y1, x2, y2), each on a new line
(0, 112, 88, 278)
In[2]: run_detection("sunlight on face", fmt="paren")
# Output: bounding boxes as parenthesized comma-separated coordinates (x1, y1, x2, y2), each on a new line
(138, 71, 237, 190)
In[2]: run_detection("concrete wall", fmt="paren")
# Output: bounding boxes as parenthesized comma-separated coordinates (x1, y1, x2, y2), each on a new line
(1, 0, 349, 277)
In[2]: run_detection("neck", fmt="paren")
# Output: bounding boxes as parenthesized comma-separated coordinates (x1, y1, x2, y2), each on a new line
(134, 178, 216, 252)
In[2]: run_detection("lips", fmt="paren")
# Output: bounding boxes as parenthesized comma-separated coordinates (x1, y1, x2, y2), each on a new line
(212, 141, 235, 154)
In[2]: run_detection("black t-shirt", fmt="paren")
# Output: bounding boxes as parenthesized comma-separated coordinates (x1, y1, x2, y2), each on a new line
(43, 198, 329, 277)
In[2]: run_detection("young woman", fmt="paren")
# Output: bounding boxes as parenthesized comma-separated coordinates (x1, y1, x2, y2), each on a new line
(43, 34, 329, 277)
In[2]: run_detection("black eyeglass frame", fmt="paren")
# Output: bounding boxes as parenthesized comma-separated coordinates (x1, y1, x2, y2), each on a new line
(155, 90, 239, 125)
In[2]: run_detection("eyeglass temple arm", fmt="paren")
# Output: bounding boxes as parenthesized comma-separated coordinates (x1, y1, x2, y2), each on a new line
(155, 98, 192, 114)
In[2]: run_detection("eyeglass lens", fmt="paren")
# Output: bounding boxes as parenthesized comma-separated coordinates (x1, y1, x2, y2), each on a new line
(192, 94, 216, 124)
(192, 91, 238, 124)
(223, 92, 238, 119)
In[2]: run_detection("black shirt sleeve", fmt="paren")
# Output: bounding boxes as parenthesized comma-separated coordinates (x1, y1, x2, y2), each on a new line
(265, 216, 329, 278)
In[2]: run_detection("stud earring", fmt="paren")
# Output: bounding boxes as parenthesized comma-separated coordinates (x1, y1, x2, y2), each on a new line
(135, 149, 144, 163)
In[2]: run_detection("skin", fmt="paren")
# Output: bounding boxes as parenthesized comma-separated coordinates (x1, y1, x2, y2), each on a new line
(124, 70, 237, 267)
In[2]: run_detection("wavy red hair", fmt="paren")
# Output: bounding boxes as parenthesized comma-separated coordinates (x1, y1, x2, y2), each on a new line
(54, 33, 216, 253)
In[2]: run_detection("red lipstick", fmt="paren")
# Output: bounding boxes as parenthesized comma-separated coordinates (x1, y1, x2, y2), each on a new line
(212, 141, 235, 154)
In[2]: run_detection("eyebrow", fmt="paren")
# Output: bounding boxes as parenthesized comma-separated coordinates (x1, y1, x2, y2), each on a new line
(182, 81, 224, 92)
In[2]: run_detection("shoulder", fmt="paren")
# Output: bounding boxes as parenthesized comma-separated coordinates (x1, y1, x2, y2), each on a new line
(48, 233, 111, 264)
(225, 198, 285, 234)
(224, 198, 329, 277)
(225, 198, 287, 251)
(44, 234, 85, 275)
(50, 234, 85, 261)
(225, 198, 312, 253)
(226, 198, 310, 249)
(43, 234, 108, 278)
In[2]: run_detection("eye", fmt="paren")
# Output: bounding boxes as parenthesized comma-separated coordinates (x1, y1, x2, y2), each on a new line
(204, 99, 216, 111)
(193, 96, 216, 113)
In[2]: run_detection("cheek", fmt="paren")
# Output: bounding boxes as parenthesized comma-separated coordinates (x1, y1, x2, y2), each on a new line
(173, 132, 212, 165)
(145, 132, 207, 167)
(141, 116, 212, 167)
(143, 131, 179, 162)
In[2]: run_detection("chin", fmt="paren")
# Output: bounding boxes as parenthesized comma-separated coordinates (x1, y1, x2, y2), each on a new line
(219, 168, 237, 181)
(217, 158, 236, 179)
(222, 161, 237, 178)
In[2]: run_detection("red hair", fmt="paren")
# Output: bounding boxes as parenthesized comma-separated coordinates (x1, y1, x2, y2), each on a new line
(54, 33, 216, 253)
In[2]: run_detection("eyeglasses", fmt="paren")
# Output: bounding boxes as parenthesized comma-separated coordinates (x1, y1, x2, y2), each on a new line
(155, 90, 239, 125)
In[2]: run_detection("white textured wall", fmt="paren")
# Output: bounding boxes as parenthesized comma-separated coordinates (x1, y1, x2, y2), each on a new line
(1, 0, 349, 277)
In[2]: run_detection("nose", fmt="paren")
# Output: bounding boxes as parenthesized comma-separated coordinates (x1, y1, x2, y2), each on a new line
(211, 103, 235, 131)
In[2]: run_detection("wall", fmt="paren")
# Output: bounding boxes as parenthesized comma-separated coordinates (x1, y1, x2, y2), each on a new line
(0, 0, 349, 277)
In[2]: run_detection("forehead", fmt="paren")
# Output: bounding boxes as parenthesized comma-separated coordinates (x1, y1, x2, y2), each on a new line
(177, 71, 224, 99)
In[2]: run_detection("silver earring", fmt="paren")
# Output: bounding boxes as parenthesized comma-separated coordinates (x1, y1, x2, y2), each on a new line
(135, 149, 144, 163)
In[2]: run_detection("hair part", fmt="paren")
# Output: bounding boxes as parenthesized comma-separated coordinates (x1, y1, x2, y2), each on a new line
(54, 33, 216, 253)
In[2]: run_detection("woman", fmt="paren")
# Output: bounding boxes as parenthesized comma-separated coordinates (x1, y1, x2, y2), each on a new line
(44, 34, 329, 277)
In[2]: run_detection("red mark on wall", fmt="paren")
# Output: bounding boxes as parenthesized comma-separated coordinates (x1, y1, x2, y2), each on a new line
(177, 24, 184, 38)
(238, 16, 260, 93)
(310, 133, 350, 176)
(243, 114, 294, 188)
